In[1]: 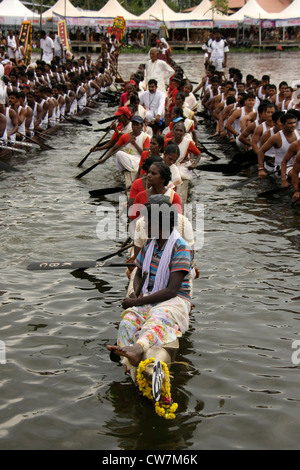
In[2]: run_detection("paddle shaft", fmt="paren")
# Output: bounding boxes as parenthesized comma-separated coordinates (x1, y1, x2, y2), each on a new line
(77, 120, 116, 167)
(219, 170, 278, 191)
(76, 148, 110, 179)
(17, 132, 54, 150)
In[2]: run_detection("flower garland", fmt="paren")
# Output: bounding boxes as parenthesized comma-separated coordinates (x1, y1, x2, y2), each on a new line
(136, 357, 178, 419)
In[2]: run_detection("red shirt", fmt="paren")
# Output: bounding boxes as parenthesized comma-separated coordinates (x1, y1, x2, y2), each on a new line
(114, 133, 150, 151)
(129, 178, 146, 200)
(129, 190, 182, 220)
(164, 137, 200, 157)
(139, 150, 149, 175)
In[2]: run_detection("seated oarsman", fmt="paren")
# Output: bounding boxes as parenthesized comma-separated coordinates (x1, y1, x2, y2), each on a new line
(280, 139, 300, 189)
(44, 87, 57, 128)
(7, 73, 20, 93)
(258, 112, 300, 178)
(97, 115, 150, 173)
(92, 106, 133, 153)
(291, 150, 300, 204)
(202, 76, 220, 115)
(238, 101, 273, 152)
(8, 91, 27, 141)
(193, 65, 216, 97)
(212, 88, 236, 137)
(225, 92, 256, 145)
(34, 67, 48, 87)
(164, 108, 198, 146)
(74, 77, 87, 112)
(86, 70, 101, 100)
(52, 84, 65, 122)
(0, 97, 18, 142)
(26, 92, 43, 134)
(250, 102, 276, 154)
(18, 91, 34, 138)
(278, 86, 295, 111)
(183, 82, 199, 112)
(107, 195, 193, 373)
(271, 81, 288, 107)
(34, 87, 49, 130)
(0, 96, 8, 141)
(65, 81, 77, 115)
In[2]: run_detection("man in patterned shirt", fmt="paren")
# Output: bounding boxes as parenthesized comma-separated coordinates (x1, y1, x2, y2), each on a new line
(107, 195, 193, 368)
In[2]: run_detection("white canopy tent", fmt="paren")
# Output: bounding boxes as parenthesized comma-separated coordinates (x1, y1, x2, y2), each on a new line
(260, 0, 300, 24)
(0, 0, 43, 26)
(138, 0, 189, 23)
(186, 0, 229, 22)
(42, 0, 82, 21)
(94, 0, 139, 21)
(47, 0, 140, 27)
(228, 0, 270, 21)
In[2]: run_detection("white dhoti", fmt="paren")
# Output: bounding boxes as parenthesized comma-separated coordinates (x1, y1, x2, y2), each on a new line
(178, 164, 193, 181)
(115, 151, 140, 172)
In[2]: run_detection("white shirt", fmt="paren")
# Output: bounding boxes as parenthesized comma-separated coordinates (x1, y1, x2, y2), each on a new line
(7, 35, 17, 60)
(40, 36, 54, 63)
(208, 39, 229, 61)
(145, 59, 174, 95)
(139, 90, 166, 119)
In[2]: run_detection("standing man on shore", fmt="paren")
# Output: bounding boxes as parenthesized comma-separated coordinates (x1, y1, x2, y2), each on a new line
(207, 30, 229, 79)
(40, 31, 54, 64)
(145, 48, 174, 96)
(7, 30, 17, 62)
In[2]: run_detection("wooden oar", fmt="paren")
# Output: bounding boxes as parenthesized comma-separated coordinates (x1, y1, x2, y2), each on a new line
(93, 126, 111, 133)
(62, 115, 92, 127)
(77, 120, 116, 168)
(217, 170, 277, 192)
(196, 163, 245, 173)
(17, 132, 54, 151)
(27, 242, 134, 271)
(1, 138, 40, 150)
(27, 260, 135, 271)
(0, 145, 26, 154)
(89, 186, 125, 197)
(97, 116, 116, 125)
(258, 186, 290, 198)
(76, 139, 125, 178)
(199, 143, 221, 161)
(0, 159, 20, 172)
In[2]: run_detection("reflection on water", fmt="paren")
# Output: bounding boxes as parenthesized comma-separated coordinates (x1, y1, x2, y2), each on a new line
(0, 52, 300, 450)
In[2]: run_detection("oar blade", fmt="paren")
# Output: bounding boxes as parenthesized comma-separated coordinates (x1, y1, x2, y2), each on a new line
(27, 260, 98, 271)
(76, 162, 99, 179)
(0, 160, 20, 172)
(27, 261, 135, 271)
(89, 186, 125, 197)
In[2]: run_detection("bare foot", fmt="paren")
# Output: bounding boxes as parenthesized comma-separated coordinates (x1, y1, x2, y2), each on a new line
(107, 344, 144, 367)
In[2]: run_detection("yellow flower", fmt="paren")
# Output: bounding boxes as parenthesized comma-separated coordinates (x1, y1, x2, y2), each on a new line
(136, 358, 178, 420)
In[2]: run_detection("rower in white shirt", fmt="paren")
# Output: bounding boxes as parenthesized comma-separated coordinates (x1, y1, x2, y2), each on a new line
(139, 79, 166, 125)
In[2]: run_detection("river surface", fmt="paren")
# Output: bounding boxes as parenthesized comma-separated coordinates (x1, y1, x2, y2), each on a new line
(0, 51, 300, 450)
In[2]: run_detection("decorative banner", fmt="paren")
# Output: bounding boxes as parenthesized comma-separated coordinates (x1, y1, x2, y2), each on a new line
(19, 21, 32, 66)
(58, 20, 71, 52)
(261, 20, 276, 28)
(112, 16, 126, 42)
(276, 18, 300, 27)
